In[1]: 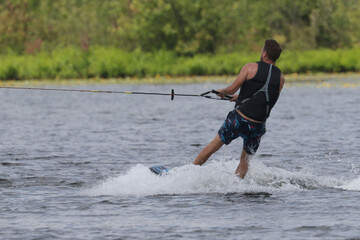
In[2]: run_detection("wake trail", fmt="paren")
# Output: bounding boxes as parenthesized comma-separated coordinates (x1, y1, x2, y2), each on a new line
(82, 159, 356, 197)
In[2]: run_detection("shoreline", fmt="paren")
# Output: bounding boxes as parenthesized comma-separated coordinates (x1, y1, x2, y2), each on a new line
(0, 72, 359, 87)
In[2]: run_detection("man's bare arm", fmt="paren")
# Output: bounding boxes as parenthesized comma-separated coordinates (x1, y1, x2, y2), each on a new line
(216, 64, 249, 95)
(216, 63, 258, 97)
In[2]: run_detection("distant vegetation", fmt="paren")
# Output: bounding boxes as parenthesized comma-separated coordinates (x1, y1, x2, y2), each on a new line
(0, 0, 359, 80)
(1, 48, 359, 80)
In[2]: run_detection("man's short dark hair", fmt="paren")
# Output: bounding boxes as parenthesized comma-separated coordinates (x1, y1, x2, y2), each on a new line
(264, 39, 282, 62)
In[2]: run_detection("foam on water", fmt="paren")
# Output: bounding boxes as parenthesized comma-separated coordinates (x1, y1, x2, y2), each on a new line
(338, 176, 360, 191)
(84, 159, 348, 197)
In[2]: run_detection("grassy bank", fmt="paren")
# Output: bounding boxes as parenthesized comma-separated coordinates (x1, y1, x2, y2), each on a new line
(1, 47, 359, 80)
(1, 72, 359, 89)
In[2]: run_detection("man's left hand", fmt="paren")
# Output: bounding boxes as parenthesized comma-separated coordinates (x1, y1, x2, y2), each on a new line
(230, 94, 238, 102)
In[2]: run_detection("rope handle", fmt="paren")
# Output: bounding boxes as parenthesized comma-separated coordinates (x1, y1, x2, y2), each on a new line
(201, 90, 233, 100)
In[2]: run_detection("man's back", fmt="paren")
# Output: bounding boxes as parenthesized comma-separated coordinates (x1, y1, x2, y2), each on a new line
(236, 61, 282, 122)
(242, 63, 285, 91)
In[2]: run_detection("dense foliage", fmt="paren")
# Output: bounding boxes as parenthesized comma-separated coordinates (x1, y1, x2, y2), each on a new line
(0, 0, 359, 79)
(1, 0, 359, 54)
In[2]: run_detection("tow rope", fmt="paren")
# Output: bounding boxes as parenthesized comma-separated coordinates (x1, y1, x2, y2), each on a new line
(0, 87, 233, 101)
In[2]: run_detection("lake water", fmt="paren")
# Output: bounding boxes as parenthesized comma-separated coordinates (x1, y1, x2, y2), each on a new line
(0, 78, 359, 239)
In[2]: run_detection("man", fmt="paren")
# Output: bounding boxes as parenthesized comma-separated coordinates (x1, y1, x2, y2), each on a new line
(193, 39, 285, 179)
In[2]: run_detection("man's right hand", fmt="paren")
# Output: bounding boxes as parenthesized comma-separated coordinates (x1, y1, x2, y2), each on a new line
(215, 89, 226, 99)
(215, 89, 235, 100)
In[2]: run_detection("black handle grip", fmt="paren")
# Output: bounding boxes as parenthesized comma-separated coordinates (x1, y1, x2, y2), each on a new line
(211, 90, 233, 99)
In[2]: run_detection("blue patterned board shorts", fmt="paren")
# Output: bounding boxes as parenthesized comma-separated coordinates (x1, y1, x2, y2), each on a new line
(218, 110, 266, 155)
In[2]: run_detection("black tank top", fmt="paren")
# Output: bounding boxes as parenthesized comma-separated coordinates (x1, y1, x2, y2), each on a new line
(235, 61, 281, 122)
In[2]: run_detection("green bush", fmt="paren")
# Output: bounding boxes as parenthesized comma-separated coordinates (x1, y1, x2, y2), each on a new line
(0, 48, 359, 80)
(278, 48, 360, 73)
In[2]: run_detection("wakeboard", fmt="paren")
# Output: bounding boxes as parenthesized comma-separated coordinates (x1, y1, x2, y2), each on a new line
(149, 165, 169, 175)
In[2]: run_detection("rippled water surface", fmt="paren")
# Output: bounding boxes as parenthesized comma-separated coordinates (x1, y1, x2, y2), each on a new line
(1, 78, 360, 239)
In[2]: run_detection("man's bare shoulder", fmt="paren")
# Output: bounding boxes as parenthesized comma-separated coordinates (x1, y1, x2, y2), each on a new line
(243, 63, 258, 70)
(242, 63, 258, 80)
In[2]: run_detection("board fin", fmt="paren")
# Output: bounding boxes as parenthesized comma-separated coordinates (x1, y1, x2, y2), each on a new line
(149, 165, 169, 175)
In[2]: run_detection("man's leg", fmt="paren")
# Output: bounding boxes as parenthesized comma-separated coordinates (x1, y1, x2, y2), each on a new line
(235, 150, 250, 179)
(193, 134, 224, 166)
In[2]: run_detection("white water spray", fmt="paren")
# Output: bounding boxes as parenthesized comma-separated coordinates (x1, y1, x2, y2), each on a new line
(83, 159, 357, 197)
